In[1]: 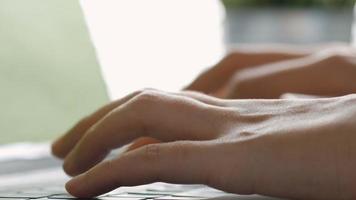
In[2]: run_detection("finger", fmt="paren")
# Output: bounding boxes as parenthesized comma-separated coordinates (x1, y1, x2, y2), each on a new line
(52, 90, 223, 159)
(63, 91, 226, 176)
(185, 48, 310, 94)
(65, 141, 215, 198)
(177, 91, 227, 106)
(184, 54, 240, 94)
(224, 53, 356, 99)
(125, 137, 161, 152)
(51, 90, 142, 159)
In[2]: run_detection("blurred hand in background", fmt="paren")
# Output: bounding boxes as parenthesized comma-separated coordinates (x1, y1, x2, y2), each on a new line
(186, 44, 356, 99)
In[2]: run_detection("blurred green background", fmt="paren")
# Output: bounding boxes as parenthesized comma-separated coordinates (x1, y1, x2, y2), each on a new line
(0, 0, 109, 144)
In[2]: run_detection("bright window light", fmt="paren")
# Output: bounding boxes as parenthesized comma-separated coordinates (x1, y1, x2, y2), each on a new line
(80, 0, 226, 99)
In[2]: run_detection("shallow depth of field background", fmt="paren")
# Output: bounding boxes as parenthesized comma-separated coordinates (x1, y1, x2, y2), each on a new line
(0, 0, 354, 144)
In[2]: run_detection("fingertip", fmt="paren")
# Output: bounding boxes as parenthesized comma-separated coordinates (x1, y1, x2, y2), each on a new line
(51, 139, 66, 159)
(66, 175, 88, 198)
(65, 178, 76, 196)
(66, 171, 111, 198)
(63, 158, 80, 177)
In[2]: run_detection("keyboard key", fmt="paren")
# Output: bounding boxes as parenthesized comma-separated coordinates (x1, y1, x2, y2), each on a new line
(127, 192, 170, 196)
(48, 194, 76, 199)
(19, 190, 54, 196)
(40, 186, 67, 194)
(0, 191, 49, 198)
(0, 198, 29, 200)
(145, 183, 201, 193)
(106, 193, 163, 199)
(98, 197, 146, 200)
(155, 197, 204, 200)
(172, 187, 226, 198)
(124, 191, 173, 196)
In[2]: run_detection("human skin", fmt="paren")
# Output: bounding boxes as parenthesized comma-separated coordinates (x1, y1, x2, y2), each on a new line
(52, 44, 356, 199)
(186, 44, 356, 99)
(52, 89, 356, 200)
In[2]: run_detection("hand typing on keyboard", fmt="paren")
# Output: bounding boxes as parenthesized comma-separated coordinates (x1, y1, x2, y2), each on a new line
(52, 48, 356, 200)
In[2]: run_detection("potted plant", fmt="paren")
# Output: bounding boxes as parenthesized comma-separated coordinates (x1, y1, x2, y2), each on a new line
(222, 0, 355, 44)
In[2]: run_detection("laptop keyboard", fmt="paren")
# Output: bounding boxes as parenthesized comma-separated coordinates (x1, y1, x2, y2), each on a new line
(0, 183, 225, 200)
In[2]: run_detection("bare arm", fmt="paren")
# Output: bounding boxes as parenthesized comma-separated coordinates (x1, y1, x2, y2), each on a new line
(52, 89, 356, 200)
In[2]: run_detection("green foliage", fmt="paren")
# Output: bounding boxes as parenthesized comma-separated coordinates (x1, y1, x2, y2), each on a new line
(222, 0, 356, 7)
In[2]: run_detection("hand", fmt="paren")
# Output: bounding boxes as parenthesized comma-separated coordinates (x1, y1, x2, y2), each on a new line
(52, 89, 356, 200)
(186, 44, 356, 99)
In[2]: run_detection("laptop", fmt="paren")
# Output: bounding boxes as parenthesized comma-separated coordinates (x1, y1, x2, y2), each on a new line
(0, 1, 281, 199)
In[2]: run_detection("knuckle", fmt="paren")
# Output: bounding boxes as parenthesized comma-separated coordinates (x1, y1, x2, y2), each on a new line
(124, 90, 170, 136)
(128, 90, 164, 118)
(135, 88, 157, 95)
(125, 91, 164, 118)
(127, 88, 159, 101)
(133, 90, 164, 106)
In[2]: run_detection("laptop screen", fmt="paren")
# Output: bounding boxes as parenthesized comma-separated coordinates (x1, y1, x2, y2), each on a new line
(0, 0, 109, 144)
